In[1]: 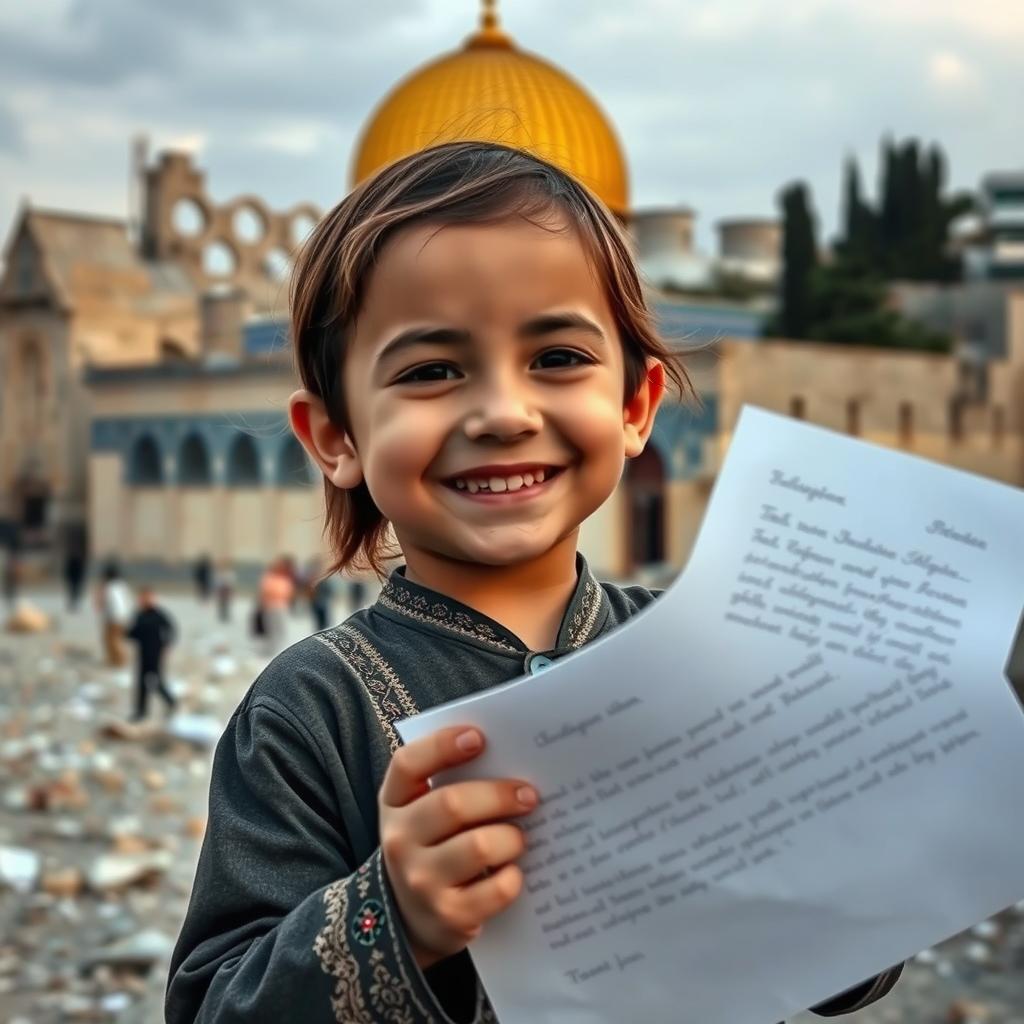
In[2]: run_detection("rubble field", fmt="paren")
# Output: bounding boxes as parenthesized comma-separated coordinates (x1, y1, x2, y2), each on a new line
(2, 588, 1022, 1023)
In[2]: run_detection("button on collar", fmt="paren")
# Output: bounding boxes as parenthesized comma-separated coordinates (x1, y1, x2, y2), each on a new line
(525, 653, 555, 676)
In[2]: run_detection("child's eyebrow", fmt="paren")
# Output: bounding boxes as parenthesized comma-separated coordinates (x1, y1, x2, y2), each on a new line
(375, 311, 605, 365)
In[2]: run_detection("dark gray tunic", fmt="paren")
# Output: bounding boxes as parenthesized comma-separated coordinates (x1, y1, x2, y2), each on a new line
(165, 555, 901, 1022)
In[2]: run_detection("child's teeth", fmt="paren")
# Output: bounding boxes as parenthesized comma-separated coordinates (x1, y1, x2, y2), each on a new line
(455, 479, 466, 489)
(489, 477, 507, 493)
(506, 475, 524, 491)
(535, 468, 546, 483)
(523, 472, 534, 486)
(467, 480, 479, 493)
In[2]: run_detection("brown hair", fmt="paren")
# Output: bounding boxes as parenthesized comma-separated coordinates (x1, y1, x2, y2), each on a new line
(290, 140, 695, 578)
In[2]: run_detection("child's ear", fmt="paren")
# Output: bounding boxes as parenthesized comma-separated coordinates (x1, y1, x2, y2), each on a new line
(623, 359, 666, 458)
(288, 389, 363, 489)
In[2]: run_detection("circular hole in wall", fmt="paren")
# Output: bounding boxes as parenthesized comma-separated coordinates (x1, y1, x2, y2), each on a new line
(263, 248, 291, 282)
(172, 197, 206, 238)
(290, 212, 318, 247)
(232, 204, 266, 245)
(202, 240, 237, 278)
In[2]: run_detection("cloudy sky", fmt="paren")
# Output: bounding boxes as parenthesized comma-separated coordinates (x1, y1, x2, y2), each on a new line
(0, 0, 1021, 252)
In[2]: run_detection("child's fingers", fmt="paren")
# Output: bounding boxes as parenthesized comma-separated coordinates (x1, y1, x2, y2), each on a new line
(403, 780, 538, 846)
(379, 726, 486, 808)
(426, 823, 527, 887)
(448, 863, 525, 929)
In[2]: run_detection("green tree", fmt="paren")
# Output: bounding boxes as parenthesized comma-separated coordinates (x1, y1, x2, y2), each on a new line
(779, 182, 818, 338)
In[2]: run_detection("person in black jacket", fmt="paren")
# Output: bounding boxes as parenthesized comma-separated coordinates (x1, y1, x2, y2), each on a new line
(126, 587, 178, 722)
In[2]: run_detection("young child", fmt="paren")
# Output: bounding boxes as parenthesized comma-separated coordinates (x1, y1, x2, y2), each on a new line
(165, 141, 901, 1023)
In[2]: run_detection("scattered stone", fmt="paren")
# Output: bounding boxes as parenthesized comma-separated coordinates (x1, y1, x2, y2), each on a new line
(40, 867, 85, 898)
(5, 601, 50, 633)
(99, 990, 134, 1013)
(165, 713, 222, 749)
(948, 998, 992, 1023)
(209, 654, 237, 679)
(964, 941, 991, 964)
(142, 769, 166, 790)
(0, 845, 41, 892)
(99, 718, 159, 742)
(80, 928, 175, 971)
(85, 850, 173, 892)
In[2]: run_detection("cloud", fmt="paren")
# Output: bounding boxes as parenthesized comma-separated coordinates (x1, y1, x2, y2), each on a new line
(0, 0, 1021, 252)
(0, 102, 24, 156)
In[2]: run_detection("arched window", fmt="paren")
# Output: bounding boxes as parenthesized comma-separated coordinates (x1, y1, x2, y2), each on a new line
(226, 434, 262, 486)
(179, 433, 212, 485)
(129, 435, 164, 485)
(19, 340, 45, 433)
(277, 436, 313, 487)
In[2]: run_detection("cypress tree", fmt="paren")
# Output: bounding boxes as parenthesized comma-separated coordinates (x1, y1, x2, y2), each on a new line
(779, 182, 818, 338)
(841, 155, 875, 269)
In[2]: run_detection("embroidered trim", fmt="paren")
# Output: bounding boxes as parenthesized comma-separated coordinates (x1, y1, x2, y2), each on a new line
(315, 855, 429, 1024)
(315, 626, 420, 753)
(377, 578, 520, 654)
(315, 864, 373, 1023)
(567, 575, 603, 649)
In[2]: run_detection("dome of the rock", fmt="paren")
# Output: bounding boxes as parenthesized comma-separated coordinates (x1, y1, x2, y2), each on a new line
(351, 1, 629, 215)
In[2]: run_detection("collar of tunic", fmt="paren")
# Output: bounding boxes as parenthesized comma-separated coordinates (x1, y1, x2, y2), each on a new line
(372, 552, 609, 656)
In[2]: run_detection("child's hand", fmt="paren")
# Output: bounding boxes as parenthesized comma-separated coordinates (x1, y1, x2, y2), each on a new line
(378, 726, 538, 969)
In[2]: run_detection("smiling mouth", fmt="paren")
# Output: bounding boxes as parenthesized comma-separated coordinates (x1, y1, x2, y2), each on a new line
(441, 465, 566, 495)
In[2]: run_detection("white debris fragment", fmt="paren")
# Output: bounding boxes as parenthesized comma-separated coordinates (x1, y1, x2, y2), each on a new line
(209, 655, 237, 679)
(81, 929, 176, 970)
(165, 714, 222, 749)
(0, 845, 41, 892)
(86, 850, 173, 892)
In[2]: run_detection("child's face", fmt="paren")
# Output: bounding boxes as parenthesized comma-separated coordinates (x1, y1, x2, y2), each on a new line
(336, 212, 660, 568)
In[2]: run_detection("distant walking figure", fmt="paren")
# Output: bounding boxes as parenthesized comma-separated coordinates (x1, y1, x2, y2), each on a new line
(96, 562, 133, 667)
(258, 556, 295, 656)
(126, 587, 178, 721)
(214, 560, 235, 623)
(194, 554, 213, 603)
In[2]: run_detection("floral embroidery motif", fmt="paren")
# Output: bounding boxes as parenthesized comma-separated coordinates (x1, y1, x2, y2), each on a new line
(315, 626, 419, 753)
(315, 852, 427, 1024)
(378, 577, 520, 653)
(352, 898, 385, 946)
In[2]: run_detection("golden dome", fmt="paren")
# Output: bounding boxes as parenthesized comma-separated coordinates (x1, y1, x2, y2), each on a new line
(351, 1, 629, 215)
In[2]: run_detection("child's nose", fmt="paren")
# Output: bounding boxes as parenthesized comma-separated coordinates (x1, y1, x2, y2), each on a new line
(462, 380, 543, 442)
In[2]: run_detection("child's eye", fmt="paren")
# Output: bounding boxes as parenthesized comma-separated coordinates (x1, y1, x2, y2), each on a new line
(532, 348, 593, 370)
(395, 362, 461, 384)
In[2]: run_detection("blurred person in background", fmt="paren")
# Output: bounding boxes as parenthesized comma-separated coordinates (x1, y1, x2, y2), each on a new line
(126, 586, 178, 721)
(214, 559, 235, 623)
(258, 556, 294, 655)
(349, 575, 366, 612)
(305, 556, 335, 632)
(62, 521, 89, 611)
(193, 553, 213, 603)
(95, 561, 133, 667)
(2, 541, 20, 609)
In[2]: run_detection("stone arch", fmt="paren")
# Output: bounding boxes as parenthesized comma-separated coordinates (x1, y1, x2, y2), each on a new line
(226, 433, 262, 486)
(625, 444, 666, 570)
(129, 435, 164, 485)
(277, 435, 313, 487)
(179, 433, 212, 485)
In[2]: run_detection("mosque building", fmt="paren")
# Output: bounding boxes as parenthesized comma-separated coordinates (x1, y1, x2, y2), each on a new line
(0, 1, 1020, 585)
